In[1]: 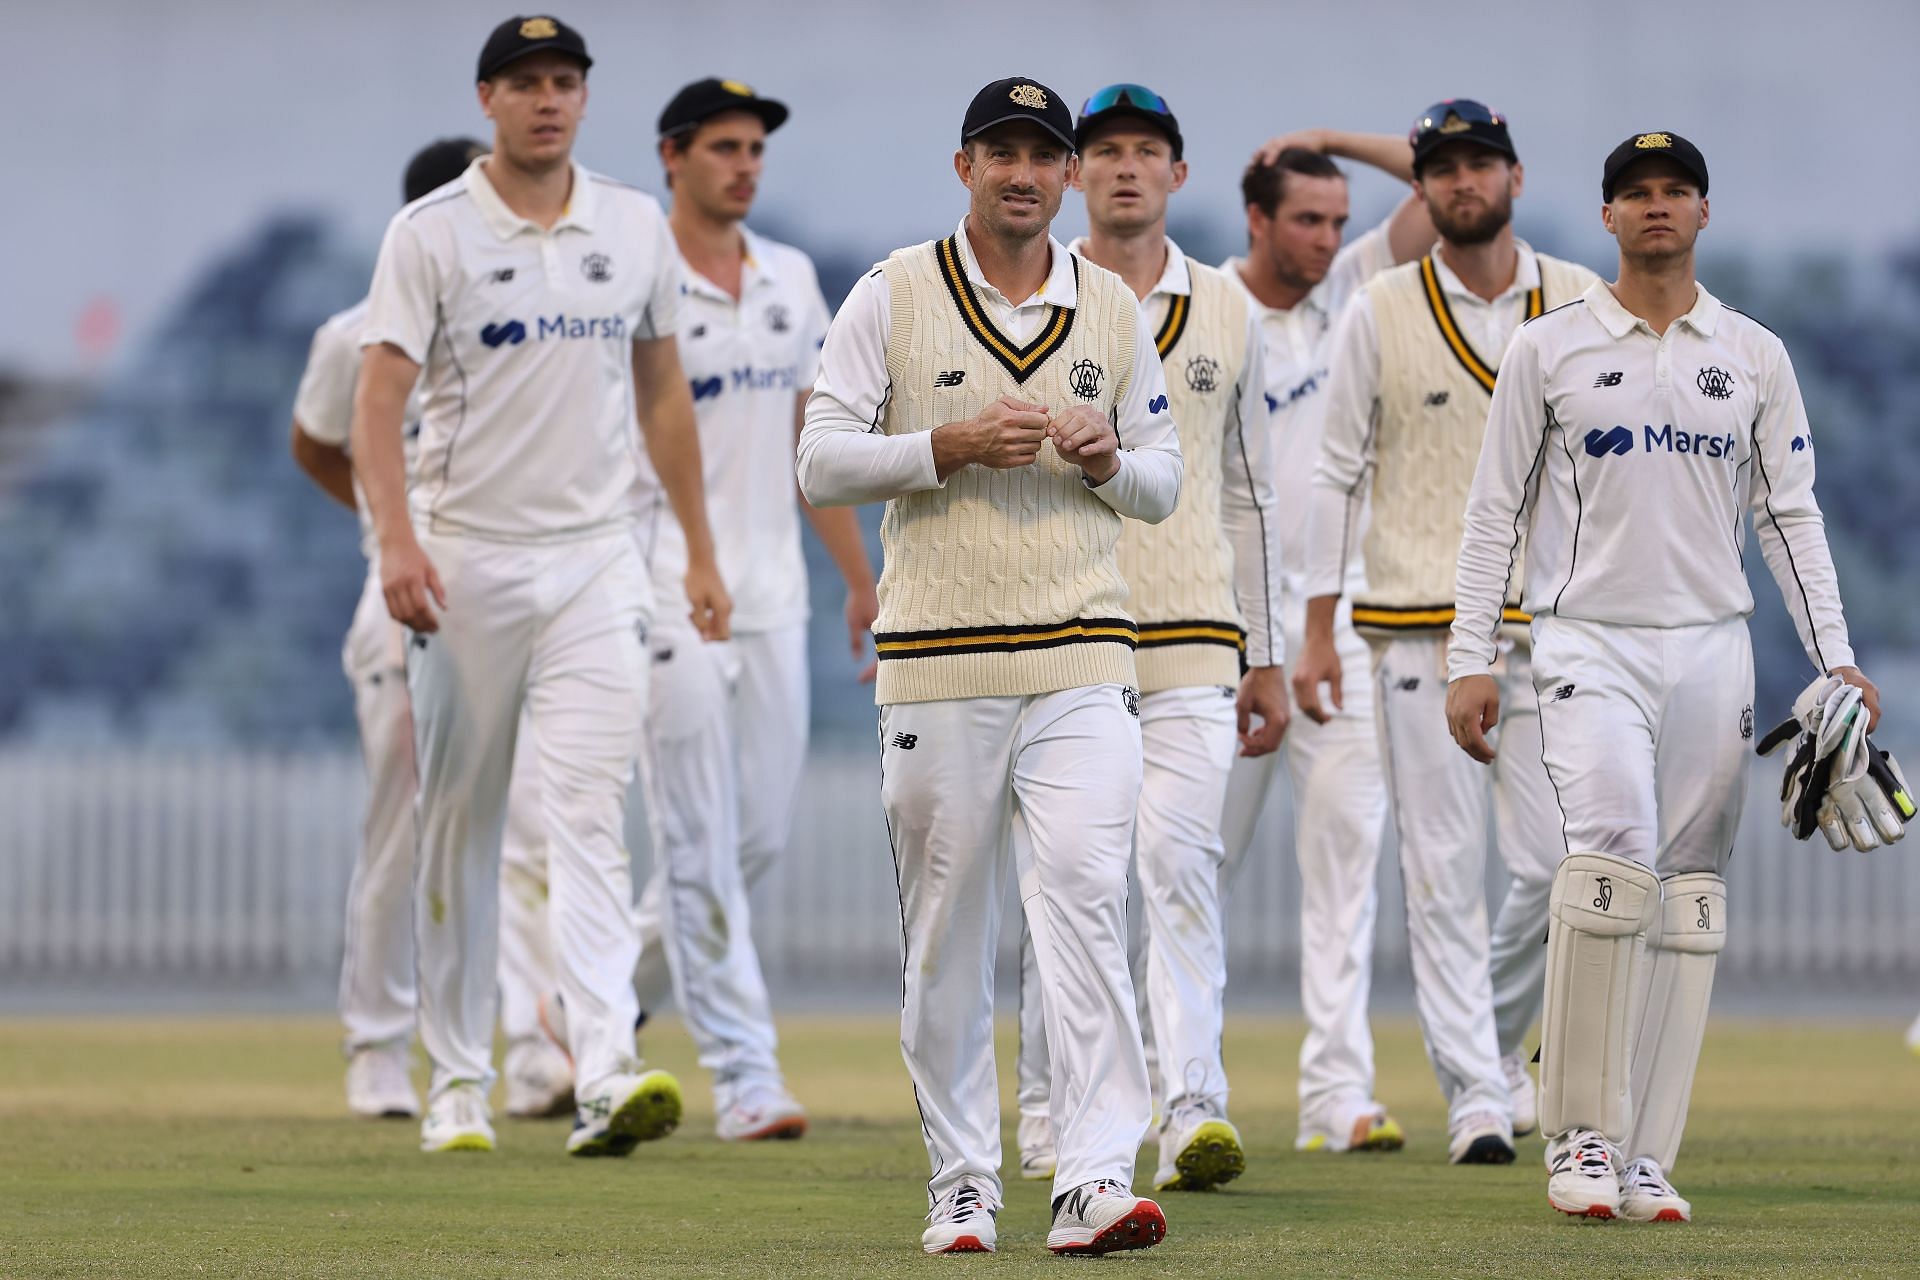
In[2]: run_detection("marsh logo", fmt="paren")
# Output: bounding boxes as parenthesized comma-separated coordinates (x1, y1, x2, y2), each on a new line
(1791, 437, 1808, 452)
(1147, 394, 1168, 414)
(691, 375, 724, 401)
(1584, 426, 1633, 457)
(481, 320, 527, 348)
(483, 314, 629, 349)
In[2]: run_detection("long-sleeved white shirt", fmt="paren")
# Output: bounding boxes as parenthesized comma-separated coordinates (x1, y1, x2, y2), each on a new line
(798, 218, 1180, 523)
(1448, 278, 1853, 681)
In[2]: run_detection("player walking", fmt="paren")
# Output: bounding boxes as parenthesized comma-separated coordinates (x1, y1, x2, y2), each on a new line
(799, 77, 1181, 1256)
(1217, 129, 1434, 1156)
(351, 15, 726, 1156)
(1447, 131, 1890, 1220)
(1297, 101, 1599, 1164)
(292, 136, 483, 1121)
(1010, 83, 1285, 1194)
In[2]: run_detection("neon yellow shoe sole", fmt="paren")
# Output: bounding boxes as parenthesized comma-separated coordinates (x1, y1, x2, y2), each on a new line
(567, 1070, 683, 1157)
(425, 1131, 495, 1153)
(1156, 1120, 1245, 1191)
(1353, 1116, 1405, 1152)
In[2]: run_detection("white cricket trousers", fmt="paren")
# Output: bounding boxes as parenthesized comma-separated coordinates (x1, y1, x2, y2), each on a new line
(1220, 601, 1391, 1131)
(1372, 632, 1560, 1129)
(880, 684, 1151, 1206)
(410, 529, 650, 1099)
(338, 566, 417, 1050)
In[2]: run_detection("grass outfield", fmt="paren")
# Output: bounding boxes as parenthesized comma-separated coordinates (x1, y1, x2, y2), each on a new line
(2, 1014, 1917, 1278)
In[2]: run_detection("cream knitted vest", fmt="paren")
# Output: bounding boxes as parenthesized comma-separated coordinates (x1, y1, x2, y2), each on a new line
(1353, 252, 1594, 635)
(1116, 257, 1251, 692)
(872, 235, 1141, 704)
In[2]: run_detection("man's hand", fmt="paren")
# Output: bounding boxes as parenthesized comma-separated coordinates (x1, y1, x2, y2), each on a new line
(1252, 128, 1331, 167)
(1290, 629, 1343, 725)
(685, 558, 732, 642)
(380, 533, 446, 633)
(847, 580, 880, 684)
(1832, 665, 1882, 732)
(932, 396, 1050, 478)
(1236, 665, 1290, 757)
(1048, 404, 1120, 485)
(1446, 674, 1501, 764)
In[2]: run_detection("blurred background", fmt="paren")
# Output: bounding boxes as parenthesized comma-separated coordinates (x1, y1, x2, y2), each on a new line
(3, 0, 1917, 1011)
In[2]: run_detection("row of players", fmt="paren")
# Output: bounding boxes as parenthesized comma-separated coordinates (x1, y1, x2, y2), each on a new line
(295, 13, 1902, 1258)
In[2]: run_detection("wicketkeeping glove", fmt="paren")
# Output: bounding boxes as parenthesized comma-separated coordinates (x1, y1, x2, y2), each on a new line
(1757, 674, 1912, 851)
(1757, 674, 1862, 841)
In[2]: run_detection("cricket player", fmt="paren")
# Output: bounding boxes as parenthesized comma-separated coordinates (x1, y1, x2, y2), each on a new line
(1217, 130, 1434, 1155)
(1009, 82, 1286, 1195)
(496, 77, 877, 1141)
(351, 14, 727, 1156)
(798, 77, 1182, 1256)
(291, 136, 484, 1121)
(1447, 131, 1885, 1220)
(1297, 101, 1598, 1164)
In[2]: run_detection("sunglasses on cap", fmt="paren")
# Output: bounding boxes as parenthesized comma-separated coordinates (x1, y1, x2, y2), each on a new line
(1409, 99, 1506, 142)
(1080, 83, 1173, 118)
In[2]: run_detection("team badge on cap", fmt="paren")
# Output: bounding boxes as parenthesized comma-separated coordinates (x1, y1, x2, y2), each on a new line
(721, 79, 754, 96)
(1009, 84, 1049, 109)
(1438, 112, 1472, 134)
(1635, 132, 1674, 150)
(520, 16, 559, 38)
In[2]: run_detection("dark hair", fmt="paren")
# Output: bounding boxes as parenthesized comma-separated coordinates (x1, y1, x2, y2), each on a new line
(1242, 147, 1344, 216)
(404, 137, 485, 204)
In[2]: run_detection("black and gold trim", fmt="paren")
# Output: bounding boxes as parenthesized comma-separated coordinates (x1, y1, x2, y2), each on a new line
(1350, 602, 1531, 631)
(1136, 619, 1243, 651)
(874, 617, 1138, 661)
(935, 236, 1078, 384)
(1153, 290, 1190, 358)
(1419, 255, 1542, 395)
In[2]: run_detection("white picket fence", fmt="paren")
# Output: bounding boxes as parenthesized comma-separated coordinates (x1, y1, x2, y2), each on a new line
(1, 747, 1916, 986)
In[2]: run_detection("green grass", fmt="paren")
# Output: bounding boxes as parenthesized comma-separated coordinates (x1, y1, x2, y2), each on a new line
(2, 1013, 1917, 1277)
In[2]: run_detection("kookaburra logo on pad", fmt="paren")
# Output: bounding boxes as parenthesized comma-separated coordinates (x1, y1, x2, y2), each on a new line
(1009, 84, 1049, 109)
(1696, 896, 1712, 930)
(1068, 359, 1105, 400)
(1593, 877, 1613, 911)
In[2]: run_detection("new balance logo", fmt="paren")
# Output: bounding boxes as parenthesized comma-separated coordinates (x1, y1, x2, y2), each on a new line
(933, 370, 966, 388)
(480, 320, 527, 348)
(1584, 426, 1634, 457)
(1424, 390, 1450, 407)
(1551, 683, 1575, 701)
(891, 733, 918, 750)
(411, 634, 429, 651)
(1395, 676, 1421, 692)
(490, 267, 516, 284)
(1593, 371, 1624, 387)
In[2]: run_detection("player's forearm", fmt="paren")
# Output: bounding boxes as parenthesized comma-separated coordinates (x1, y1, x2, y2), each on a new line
(1753, 511, 1855, 674)
(797, 401, 941, 507)
(290, 424, 358, 511)
(350, 353, 419, 550)
(1302, 593, 1340, 648)
(641, 389, 719, 566)
(1300, 484, 1359, 601)
(804, 501, 876, 592)
(1221, 441, 1283, 668)
(1322, 130, 1416, 183)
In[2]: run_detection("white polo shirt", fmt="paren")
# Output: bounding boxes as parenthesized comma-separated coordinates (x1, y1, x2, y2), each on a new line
(1450, 279, 1854, 680)
(360, 156, 682, 543)
(632, 227, 830, 632)
(292, 297, 423, 558)
(1221, 220, 1391, 602)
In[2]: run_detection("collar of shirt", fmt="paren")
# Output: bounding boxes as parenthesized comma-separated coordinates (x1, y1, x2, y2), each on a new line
(1425, 237, 1540, 305)
(1067, 235, 1189, 301)
(1582, 277, 1722, 340)
(1220, 253, 1328, 328)
(465, 156, 599, 240)
(681, 223, 777, 303)
(953, 216, 1078, 310)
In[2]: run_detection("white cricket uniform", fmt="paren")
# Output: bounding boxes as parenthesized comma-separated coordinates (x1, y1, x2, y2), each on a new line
(360, 156, 682, 1099)
(1013, 239, 1281, 1129)
(1216, 227, 1396, 1140)
(800, 221, 1181, 1206)
(1450, 279, 1852, 872)
(292, 298, 418, 1053)
(497, 228, 832, 1104)
(1308, 242, 1587, 1129)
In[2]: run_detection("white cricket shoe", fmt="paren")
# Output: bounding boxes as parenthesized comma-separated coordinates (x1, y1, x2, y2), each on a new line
(1907, 1012, 1920, 1057)
(345, 1043, 419, 1119)
(503, 1038, 575, 1119)
(1620, 1156, 1692, 1223)
(716, 1081, 807, 1141)
(565, 1068, 682, 1156)
(1547, 1128, 1622, 1219)
(1046, 1180, 1167, 1255)
(1016, 1111, 1056, 1181)
(1449, 1109, 1516, 1164)
(921, 1181, 998, 1254)
(1502, 1052, 1539, 1137)
(1153, 1103, 1245, 1192)
(419, 1082, 494, 1153)
(1296, 1098, 1405, 1153)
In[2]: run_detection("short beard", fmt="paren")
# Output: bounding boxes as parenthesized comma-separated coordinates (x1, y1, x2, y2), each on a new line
(1431, 193, 1512, 247)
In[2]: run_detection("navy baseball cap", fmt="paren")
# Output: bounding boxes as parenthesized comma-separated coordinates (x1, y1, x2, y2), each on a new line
(658, 78, 790, 139)
(476, 14, 591, 82)
(1409, 99, 1517, 174)
(404, 137, 484, 204)
(961, 77, 1075, 151)
(1602, 131, 1709, 200)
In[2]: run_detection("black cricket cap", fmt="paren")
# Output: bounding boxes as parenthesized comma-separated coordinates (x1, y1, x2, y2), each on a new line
(960, 77, 1075, 151)
(404, 137, 485, 204)
(1074, 83, 1183, 161)
(1409, 99, 1517, 174)
(658, 78, 790, 139)
(476, 14, 591, 83)
(1602, 131, 1708, 200)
